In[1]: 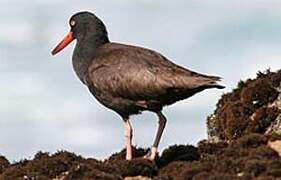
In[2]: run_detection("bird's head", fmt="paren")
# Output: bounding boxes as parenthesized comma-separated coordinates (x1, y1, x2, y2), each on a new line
(51, 11, 108, 55)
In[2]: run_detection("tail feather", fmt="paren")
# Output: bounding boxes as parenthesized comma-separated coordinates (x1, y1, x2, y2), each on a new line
(212, 83, 225, 89)
(207, 76, 225, 89)
(207, 75, 223, 81)
(174, 70, 225, 90)
(202, 75, 225, 89)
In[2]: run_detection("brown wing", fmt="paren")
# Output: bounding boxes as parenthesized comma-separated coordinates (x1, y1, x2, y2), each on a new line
(87, 43, 222, 101)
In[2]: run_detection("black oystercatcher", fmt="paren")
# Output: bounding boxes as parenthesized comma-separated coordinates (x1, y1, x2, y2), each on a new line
(51, 11, 225, 160)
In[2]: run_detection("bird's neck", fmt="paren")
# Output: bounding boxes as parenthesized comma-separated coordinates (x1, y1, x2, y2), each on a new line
(72, 33, 109, 83)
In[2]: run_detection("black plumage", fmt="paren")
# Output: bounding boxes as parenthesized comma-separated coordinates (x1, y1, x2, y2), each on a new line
(52, 11, 224, 160)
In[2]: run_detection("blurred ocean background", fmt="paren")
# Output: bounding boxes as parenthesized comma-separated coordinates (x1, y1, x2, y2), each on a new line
(1, 0, 281, 161)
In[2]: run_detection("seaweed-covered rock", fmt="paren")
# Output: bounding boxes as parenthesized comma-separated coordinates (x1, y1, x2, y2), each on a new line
(0, 134, 281, 179)
(197, 140, 227, 157)
(0, 151, 83, 180)
(208, 70, 281, 141)
(105, 147, 157, 178)
(66, 158, 123, 180)
(157, 134, 281, 179)
(107, 147, 149, 162)
(0, 156, 9, 174)
(157, 144, 199, 167)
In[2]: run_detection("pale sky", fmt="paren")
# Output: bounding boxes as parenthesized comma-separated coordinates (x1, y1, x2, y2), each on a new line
(1, 0, 281, 161)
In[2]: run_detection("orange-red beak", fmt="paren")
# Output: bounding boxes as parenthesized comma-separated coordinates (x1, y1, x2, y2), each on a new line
(51, 32, 74, 55)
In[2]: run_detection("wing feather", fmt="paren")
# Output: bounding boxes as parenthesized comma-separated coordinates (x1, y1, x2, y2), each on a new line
(87, 43, 221, 101)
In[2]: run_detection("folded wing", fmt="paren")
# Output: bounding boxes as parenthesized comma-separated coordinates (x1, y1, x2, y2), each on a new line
(87, 43, 223, 104)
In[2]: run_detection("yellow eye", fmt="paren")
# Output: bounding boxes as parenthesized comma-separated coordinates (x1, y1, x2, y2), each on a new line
(70, 20, 76, 26)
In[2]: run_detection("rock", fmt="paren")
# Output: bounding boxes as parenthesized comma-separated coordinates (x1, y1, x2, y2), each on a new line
(124, 176, 152, 180)
(207, 70, 281, 142)
(157, 144, 199, 167)
(268, 140, 281, 156)
(265, 92, 281, 135)
(0, 156, 9, 174)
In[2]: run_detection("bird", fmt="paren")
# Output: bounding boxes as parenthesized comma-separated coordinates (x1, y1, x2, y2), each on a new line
(51, 11, 225, 161)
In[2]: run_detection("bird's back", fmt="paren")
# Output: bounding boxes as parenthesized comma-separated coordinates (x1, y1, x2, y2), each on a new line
(86, 43, 224, 114)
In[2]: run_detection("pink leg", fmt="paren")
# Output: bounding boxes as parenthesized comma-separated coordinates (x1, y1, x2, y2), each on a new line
(123, 119, 133, 160)
(144, 111, 167, 160)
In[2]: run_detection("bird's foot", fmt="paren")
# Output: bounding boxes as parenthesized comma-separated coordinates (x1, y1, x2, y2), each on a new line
(143, 146, 158, 161)
(126, 155, 132, 160)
